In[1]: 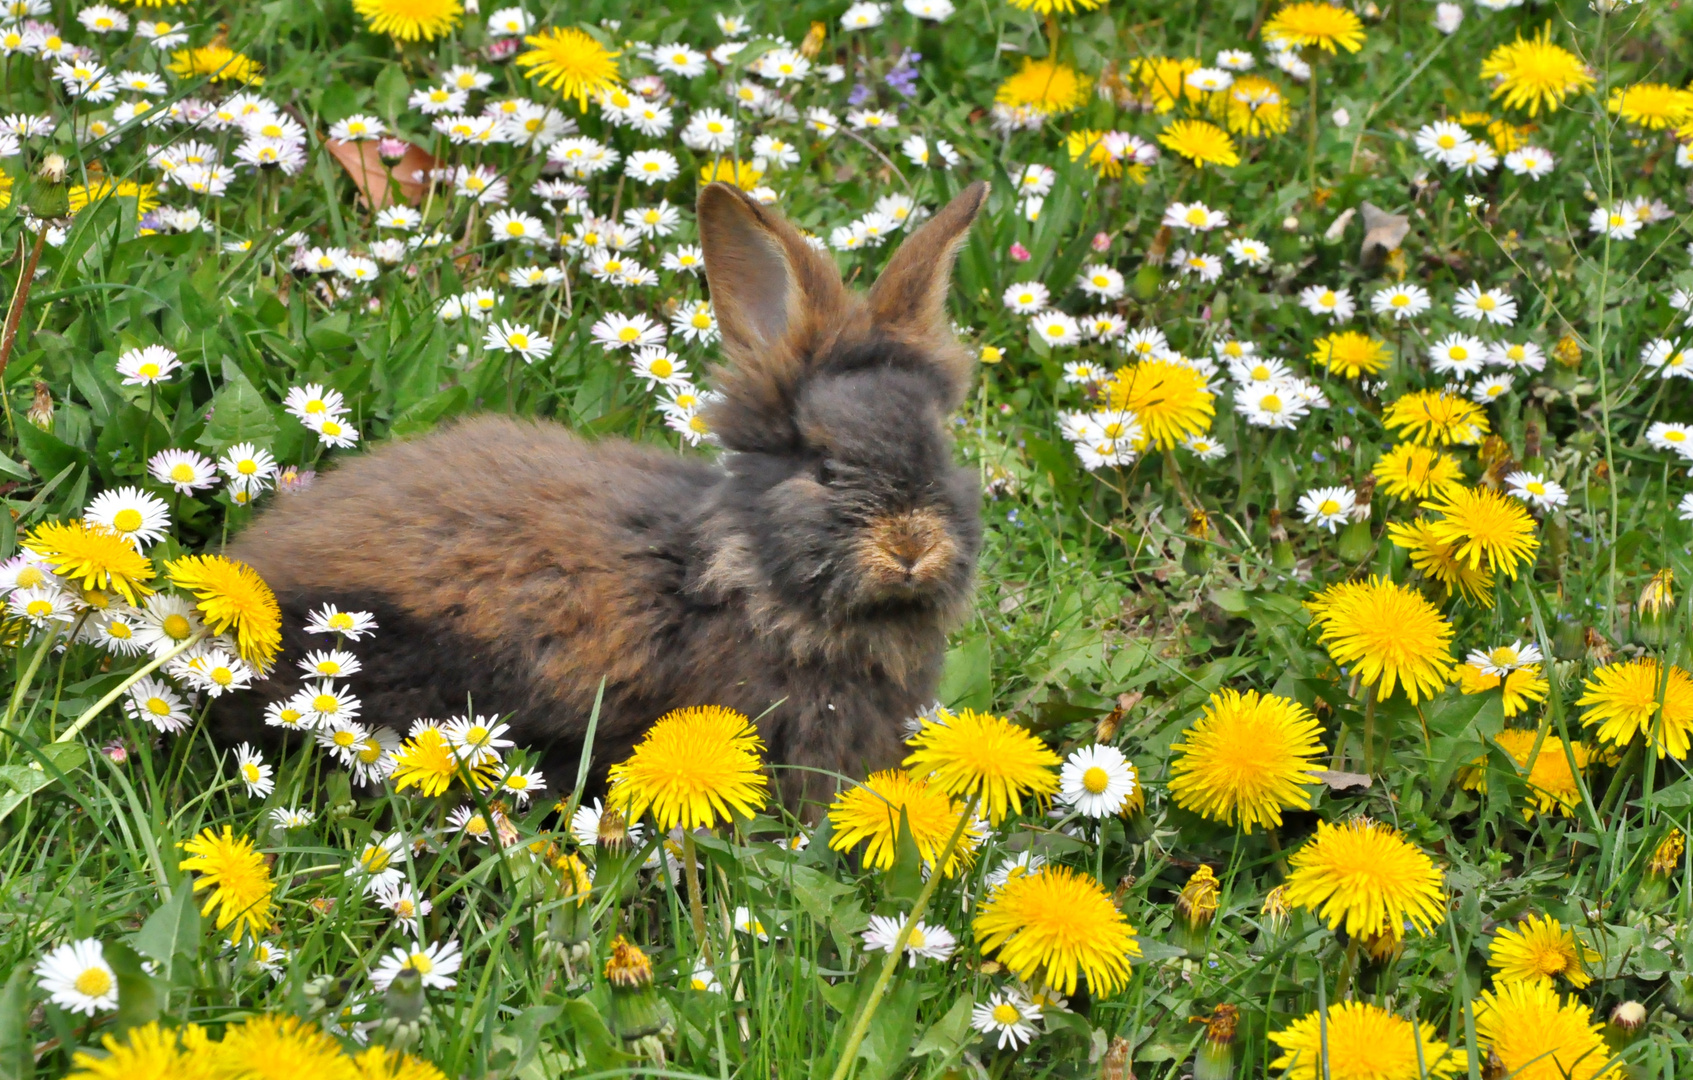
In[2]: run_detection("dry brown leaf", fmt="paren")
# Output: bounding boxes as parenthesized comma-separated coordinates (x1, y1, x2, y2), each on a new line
(323, 137, 438, 209)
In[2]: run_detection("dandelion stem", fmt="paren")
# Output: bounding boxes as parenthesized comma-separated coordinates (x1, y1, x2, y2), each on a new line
(682, 828, 710, 963)
(4, 623, 61, 732)
(54, 631, 209, 745)
(1361, 689, 1377, 775)
(827, 791, 980, 1080)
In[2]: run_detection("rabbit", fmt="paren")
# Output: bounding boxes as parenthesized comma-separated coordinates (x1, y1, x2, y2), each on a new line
(215, 180, 990, 811)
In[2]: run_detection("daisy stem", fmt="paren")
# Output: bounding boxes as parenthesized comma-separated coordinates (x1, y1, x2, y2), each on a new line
(4, 622, 61, 732)
(54, 630, 208, 745)
(1305, 51, 1320, 191)
(682, 828, 710, 963)
(828, 791, 980, 1080)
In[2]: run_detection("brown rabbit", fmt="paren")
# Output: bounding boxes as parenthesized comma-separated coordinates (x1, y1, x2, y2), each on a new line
(218, 181, 989, 810)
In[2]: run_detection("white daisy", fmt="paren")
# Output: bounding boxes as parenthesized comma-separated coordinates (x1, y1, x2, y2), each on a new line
(1428, 333, 1487, 376)
(1470, 375, 1515, 404)
(1057, 743, 1137, 818)
(298, 649, 361, 679)
(170, 648, 253, 697)
(350, 832, 408, 894)
(1030, 311, 1081, 348)
(301, 680, 361, 728)
(1504, 471, 1568, 510)
(34, 940, 118, 1016)
(1466, 640, 1543, 677)
(1370, 283, 1431, 321)
(216, 442, 278, 496)
(1647, 422, 1693, 459)
(1162, 201, 1227, 232)
(115, 344, 179, 385)
(374, 882, 433, 933)
(1485, 340, 1546, 372)
(134, 593, 203, 657)
(234, 743, 274, 798)
(122, 676, 191, 733)
(1297, 285, 1355, 322)
(84, 486, 171, 548)
(861, 913, 957, 965)
(371, 939, 461, 991)
(971, 990, 1041, 1050)
(483, 320, 553, 363)
(1453, 283, 1518, 326)
(1641, 338, 1693, 379)
(304, 604, 378, 639)
(270, 805, 315, 829)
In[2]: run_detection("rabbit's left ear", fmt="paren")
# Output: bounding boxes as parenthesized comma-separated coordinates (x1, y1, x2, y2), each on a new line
(866, 181, 989, 404)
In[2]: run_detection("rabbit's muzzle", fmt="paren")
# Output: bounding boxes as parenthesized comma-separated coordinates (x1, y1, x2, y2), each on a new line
(854, 507, 959, 593)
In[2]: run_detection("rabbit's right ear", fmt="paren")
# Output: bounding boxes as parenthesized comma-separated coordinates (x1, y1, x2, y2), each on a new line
(698, 182, 848, 451)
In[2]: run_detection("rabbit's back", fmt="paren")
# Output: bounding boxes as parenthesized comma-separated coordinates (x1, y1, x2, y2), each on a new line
(222, 414, 723, 764)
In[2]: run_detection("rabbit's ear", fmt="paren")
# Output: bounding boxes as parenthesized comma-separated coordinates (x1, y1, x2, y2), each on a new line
(698, 182, 848, 450)
(866, 181, 990, 405)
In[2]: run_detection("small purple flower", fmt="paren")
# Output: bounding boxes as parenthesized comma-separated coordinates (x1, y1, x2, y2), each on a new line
(847, 82, 872, 107)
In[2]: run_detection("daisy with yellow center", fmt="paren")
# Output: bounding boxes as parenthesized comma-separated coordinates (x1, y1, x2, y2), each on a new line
(1489, 913, 1597, 988)
(1606, 82, 1693, 130)
(1310, 331, 1390, 378)
(167, 45, 264, 84)
(1373, 444, 1464, 501)
(23, 519, 154, 605)
(180, 827, 275, 943)
(1270, 1001, 1457, 1080)
(1305, 577, 1456, 703)
(1473, 980, 1621, 1080)
(1479, 29, 1596, 118)
(1577, 658, 1693, 759)
(995, 58, 1089, 115)
(607, 705, 769, 830)
(1103, 359, 1215, 450)
(1167, 689, 1325, 833)
(1065, 129, 1147, 182)
(1157, 119, 1240, 168)
(1381, 389, 1490, 446)
(827, 769, 981, 877)
(1283, 818, 1447, 940)
(516, 27, 622, 112)
(165, 554, 282, 670)
(902, 707, 1060, 824)
(972, 865, 1140, 995)
(1419, 485, 1539, 580)
(1261, 1, 1366, 54)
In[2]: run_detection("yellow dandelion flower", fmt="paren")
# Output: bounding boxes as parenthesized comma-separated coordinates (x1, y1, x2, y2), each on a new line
(1158, 119, 1240, 168)
(1310, 331, 1390, 379)
(0, 173, 12, 211)
(1373, 444, 1465, 501)
(213, 1014, 361, 1080)
(392, 725, 500, 797)
(1217, 73, 1291, 136)
(903, 708, 1060, 824)
(1283, 818, 1447, 940)
(1648, 829, 1684, 877)
(1455, 663, 1549, 717)
(1262, 2, 1365, 54)
(1006, 0, 1106, 15)
(607, 705, 769, 830)
(68, 1022, 218, 1080)
(179, 826, 275, 944)
(352, 0, 462, 41)
(1419, 485, 1539, 579)
(516, 27, 622, 112)
(699, 159, 764, 191)
(23, 519, 154, 605)
(1489, 913, 1598, 989)
(1387, 518, 1495, 608)
(1305, 577, 1456, 703)
(66, 177, 159, 216)
(164, 554, 282, 670)
(1607, 82, 1693, 129)
(1479, 28, 1596, 118)
(1577, 658, 1693, 759)
(1065, 129, 1148, 182)
(827, 769, 982, 878)
(1103, 359, 1215, 450)
(167, 45, 264, 85)
(1167, 689, 1325, 833)
(1460, 729, 1589, 818)
(350, 1045, 449, 1080)
(1381, 389, 1490, 446)
(972, 865, 1139, 995)
(1270, 1001, 1458, 1080)
(1131, 56, 1202, 113)
(995, 58, 1089, 115)
(1473, 980, 1622, 1080)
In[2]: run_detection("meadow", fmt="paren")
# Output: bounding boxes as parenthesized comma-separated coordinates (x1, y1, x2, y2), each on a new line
(0, 0, 1691, 1075)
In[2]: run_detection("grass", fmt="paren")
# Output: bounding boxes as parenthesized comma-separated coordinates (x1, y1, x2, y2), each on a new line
(2, 0, 1693, 1076)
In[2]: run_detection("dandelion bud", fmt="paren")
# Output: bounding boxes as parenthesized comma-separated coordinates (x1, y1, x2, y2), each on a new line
(1192, 1004, 1238, 1080)
(37, 153, 67, 183)
(27, 381, 53, 432)
(1609, 1000, 1646, 1034)
(1100, 1035, 1133, 1080)
(1638, 569, 1674, 618)
(382, 965, 428, 1025)
(604, 935, 665, 1040)
(1260, 885, 1290, 936)
(799, 21, 826, 59)
(1175, 865, 1219, 952)
(547, 852, 595, 945)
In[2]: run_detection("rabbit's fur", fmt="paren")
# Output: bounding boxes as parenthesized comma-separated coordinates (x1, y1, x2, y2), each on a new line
(217, 181, 989, 810)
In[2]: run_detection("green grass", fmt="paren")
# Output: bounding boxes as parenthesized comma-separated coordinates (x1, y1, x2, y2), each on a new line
(3, 0, 1693, 1075)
